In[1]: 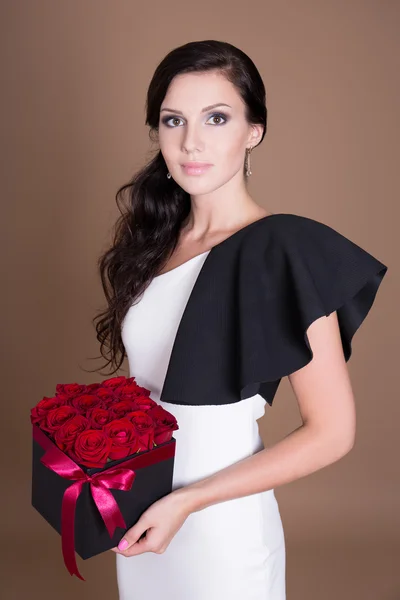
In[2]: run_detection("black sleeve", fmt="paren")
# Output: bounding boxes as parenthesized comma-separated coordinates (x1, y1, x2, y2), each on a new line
(238, 215, 388, 404)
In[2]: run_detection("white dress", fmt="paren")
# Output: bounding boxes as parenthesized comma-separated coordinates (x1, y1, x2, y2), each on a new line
(116, 250, 286, 600)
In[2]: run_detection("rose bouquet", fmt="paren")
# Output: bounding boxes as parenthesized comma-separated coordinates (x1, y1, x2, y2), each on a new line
(31, 376, 178, 581)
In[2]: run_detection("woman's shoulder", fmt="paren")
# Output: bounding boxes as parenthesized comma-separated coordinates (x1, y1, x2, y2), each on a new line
(242, 212, 387, 271)
(237, 210, 388, 394)
(247, 211, 345, 241)
(236, 210, 388, 345)
(237, 212, 335, 250)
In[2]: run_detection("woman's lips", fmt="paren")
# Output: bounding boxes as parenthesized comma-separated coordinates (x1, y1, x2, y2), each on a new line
(181, 164, 213, 176)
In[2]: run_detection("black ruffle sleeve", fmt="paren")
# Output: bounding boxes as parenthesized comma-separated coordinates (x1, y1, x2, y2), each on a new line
(238, 214, 388, 405)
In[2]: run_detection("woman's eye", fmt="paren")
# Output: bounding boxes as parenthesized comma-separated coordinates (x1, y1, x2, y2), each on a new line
(206, 113, 227, 125)
(164, 117, 184, 127)
(161, 112, 228, 127)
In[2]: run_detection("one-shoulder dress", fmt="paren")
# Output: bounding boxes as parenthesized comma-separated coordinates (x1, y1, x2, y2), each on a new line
(116, 213, 388, 600)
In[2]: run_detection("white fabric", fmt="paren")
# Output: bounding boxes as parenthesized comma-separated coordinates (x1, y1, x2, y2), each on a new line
(117, 251, 286, 599)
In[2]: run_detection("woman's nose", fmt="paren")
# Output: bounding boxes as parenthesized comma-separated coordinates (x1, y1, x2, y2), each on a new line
(181, 123, 204, 154)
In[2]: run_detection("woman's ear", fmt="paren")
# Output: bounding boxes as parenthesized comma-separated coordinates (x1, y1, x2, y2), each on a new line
(248, 123, 264, 149)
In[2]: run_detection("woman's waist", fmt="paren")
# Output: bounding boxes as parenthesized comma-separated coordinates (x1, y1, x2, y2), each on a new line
(170, 433, 264, 487)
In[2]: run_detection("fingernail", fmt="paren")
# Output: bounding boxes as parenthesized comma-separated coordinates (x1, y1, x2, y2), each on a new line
(118, 539, 129, 550)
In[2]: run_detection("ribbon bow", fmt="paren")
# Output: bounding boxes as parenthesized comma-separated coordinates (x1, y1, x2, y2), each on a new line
(40, 445, 136, 581)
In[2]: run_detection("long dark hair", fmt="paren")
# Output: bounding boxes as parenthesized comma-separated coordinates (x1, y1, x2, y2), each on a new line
(88, 40, 268, 375)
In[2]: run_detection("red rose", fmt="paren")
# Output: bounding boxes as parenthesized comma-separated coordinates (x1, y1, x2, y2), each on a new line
(113, 375, 137, 388)
(115, 381, 152, 402)
(54, 392, 73, 404)
(95, 387, 118, 404)
(87, 407, 115, 429)
(101, 376, 127, 390)
(70, 393, 104, 413)
(108, 400, 139, 418)
(42, 405, 79, 434)
(103, 419, 140, 460)
(133, 382, 151, 397)
(125, 410, 155, 451)
(30, 395, 66, 427)
(54, 415, 90, 451)
(86, 382, 101, 393)
(72, 429, 113, 468)
(147, 405, 179, 444)
(55, 383, 88, 399)
(130, 396, 157, 411)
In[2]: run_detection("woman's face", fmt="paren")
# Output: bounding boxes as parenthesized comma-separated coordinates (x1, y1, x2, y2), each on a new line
(158, 71, 261, 194)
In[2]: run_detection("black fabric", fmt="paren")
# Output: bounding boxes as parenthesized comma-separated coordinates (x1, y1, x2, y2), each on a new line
(159, 213, 388, 407)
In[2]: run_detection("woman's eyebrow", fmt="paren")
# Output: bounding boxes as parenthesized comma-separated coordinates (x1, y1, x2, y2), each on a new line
(160, 103, 232, 115)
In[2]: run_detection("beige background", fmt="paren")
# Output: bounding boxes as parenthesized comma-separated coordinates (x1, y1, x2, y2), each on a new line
(1, 1, 398, 598)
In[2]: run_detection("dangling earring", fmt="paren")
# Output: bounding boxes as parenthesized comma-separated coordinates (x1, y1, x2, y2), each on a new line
(167, 172, 172, 179)
(245, 146, 253, 177)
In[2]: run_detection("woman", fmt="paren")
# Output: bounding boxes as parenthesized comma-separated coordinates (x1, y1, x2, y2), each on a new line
(92, 40, 388, 600)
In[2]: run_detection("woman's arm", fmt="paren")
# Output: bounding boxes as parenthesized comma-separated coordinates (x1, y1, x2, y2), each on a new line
(178, 310, 356, 514)
(113, 311, 357, 555)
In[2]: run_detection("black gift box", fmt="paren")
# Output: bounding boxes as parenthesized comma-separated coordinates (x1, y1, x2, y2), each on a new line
(31, 424, 176, 575)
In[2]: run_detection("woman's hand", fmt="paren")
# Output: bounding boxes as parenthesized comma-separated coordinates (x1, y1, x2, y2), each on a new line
(110, 489, 194, 557)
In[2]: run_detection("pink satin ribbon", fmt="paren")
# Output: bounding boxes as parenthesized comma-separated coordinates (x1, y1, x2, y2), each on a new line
(32, 424, 175, 581)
